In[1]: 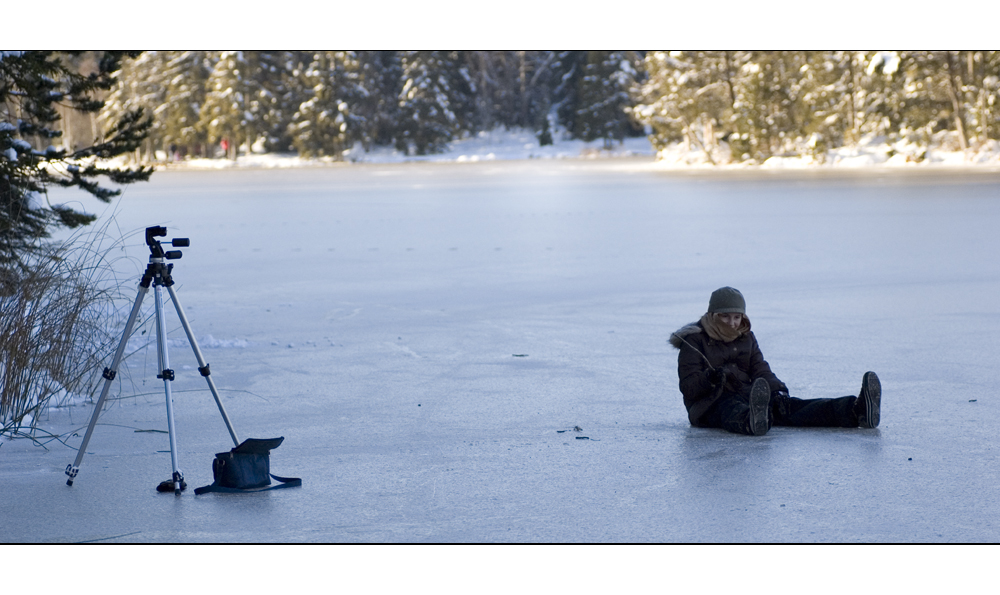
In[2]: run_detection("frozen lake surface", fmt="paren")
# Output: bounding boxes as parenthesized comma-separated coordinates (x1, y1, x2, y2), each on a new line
(4, 159, 1000, 542)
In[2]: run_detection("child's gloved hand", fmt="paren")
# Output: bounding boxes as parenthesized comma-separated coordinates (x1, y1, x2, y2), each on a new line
(707, 367, 726, 385)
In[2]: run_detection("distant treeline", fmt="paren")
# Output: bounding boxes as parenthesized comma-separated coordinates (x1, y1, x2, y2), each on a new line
(635, 51, 1000, 164)
(93, 51, 1000, 164)
(96, 51, 643, 161)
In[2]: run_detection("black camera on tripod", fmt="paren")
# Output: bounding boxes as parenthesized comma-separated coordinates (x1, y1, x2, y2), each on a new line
(145, 225, 189, 260)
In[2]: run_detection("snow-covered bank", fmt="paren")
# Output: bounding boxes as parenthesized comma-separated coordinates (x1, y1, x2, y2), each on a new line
(160, 130, 655, 170)
(148, 128, 1000, 172)
(656, 134, 1000, 170)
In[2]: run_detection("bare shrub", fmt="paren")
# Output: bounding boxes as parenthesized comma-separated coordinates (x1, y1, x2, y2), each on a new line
(1, 224, 138, 440)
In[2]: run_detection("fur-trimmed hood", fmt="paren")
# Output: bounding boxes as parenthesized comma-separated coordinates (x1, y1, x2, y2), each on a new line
(669, 322, 703, 349)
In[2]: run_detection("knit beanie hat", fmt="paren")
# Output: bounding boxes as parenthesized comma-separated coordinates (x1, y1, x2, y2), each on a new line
(708, 286, 746, 314)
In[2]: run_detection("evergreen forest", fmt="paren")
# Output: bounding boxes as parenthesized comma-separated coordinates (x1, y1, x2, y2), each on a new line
(36, 51, 1000, 165)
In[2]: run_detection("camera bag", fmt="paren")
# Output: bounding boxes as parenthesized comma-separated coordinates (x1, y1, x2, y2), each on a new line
(194, 437, 301, 494)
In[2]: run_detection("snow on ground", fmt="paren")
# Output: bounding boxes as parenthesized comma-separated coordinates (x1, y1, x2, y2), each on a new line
(166, 129, 655, 170)
(654, 133, 1000, 170)
(149, 127, 1000, 171)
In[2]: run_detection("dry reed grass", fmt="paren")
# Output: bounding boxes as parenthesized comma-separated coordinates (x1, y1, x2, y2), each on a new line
(1, 223, 140, 442)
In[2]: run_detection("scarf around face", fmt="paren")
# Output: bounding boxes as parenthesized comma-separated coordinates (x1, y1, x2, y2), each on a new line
(700, 312, 751, 343)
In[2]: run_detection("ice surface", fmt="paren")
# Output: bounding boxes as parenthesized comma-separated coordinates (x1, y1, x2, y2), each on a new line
(3, 160, 1000, 543)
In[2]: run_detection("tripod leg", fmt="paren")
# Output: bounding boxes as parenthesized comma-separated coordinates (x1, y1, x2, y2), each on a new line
(166, 285, 241, 447)
(153, 284, 184, 495)
(66, 283, 149, 486)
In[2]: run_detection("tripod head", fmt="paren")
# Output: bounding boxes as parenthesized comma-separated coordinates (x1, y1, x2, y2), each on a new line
(146, 226, 189, 260)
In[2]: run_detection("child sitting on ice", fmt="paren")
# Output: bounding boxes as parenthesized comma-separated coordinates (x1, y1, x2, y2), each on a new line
(669, 286, 881, 436)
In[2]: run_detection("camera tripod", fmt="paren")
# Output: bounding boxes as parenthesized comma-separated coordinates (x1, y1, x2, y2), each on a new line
(65, 226, 241, 495)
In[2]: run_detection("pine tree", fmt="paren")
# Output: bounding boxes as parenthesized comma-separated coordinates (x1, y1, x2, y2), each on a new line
(850, 51, 968, 153)
(290, 52, 368, 159)
(251, 51, 309, 153)
(854, 52, 918, 146)
(551, 51, 587, 138)
(99, 51, 170, 161)
(199, 51, 253, 159)
(727, 52, 802, 162)
(355, 51, 403, 150)
(447, 51, 477, 133)
(518, 51, 560, 139)
(966, 51, 1000, 145)
(462, 51, 516, 131)
(395, 51, 473, 155)
(158, 51, 211, 158)
(798, 51, 863, 156)
(1, 51, 152, 268)
(632, 51, 743, 162)
(573, 51, 642, 149)
(100, 51, 212, 160)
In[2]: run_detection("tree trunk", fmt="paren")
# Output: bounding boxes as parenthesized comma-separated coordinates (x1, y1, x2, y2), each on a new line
(57, 104, 74, 151)
(846, 53, 856, 144)
(519, 51, 528, 128)
(944, 51, 969, 151)
(722, 51, 737, 109)
(90, 112, 100, 146)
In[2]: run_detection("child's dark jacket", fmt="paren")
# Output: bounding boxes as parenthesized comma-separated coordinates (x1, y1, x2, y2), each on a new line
(670, 321, 787, 426)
